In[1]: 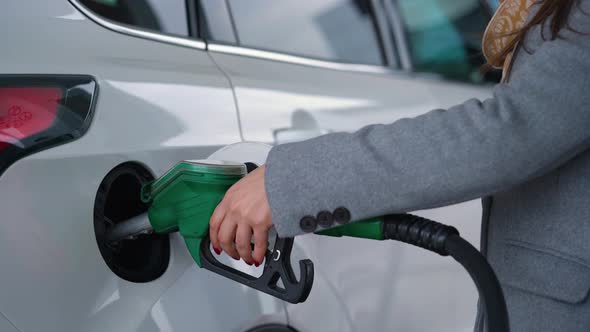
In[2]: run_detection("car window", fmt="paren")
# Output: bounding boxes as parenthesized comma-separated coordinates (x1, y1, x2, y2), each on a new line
(487, 0, 500, 10)
(226, 0, 385, 66)
(397, 0, 494, 83)
(78, 0, 189, 36)
(199, 0, 237, 44)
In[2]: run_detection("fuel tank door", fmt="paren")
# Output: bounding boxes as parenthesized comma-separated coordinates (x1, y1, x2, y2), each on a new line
(207, 142, 272, 166)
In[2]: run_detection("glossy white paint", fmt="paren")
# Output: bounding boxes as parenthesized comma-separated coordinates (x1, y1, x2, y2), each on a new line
(208, 47, 491, 331)
(209, 46, 492, 142)
(0, 2, 284, 332)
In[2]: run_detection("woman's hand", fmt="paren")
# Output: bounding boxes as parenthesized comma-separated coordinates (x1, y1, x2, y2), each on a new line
(209, 165, 272, 266)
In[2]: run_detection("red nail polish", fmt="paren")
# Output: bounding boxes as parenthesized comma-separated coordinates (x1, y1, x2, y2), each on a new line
(213, 247, 221, 255)
(246, 261, 253, 266)
(254, 261, 260, 267)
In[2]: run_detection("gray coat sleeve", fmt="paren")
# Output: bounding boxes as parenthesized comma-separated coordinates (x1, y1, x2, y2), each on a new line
(265, 6, 590, 237)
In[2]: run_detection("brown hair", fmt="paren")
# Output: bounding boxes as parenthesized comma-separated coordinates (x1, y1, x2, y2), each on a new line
(487, 0, 581, 67)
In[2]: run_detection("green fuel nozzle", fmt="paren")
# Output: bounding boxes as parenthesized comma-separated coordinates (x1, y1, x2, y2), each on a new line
(316, 217, 385, 240)
(317, 214, 459, 256)
(141, 160, 246, 267)
(104, 160, 508, 329)
(105, 160, 313, 304)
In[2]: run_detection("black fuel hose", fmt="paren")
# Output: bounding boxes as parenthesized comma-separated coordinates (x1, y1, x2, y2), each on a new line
(382, 214, 509, 332)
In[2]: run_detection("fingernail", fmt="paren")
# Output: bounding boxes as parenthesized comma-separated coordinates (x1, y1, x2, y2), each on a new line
(213, 247, 221, 255)
(246, 261, 253, 266)
(254, 261, 260, 267)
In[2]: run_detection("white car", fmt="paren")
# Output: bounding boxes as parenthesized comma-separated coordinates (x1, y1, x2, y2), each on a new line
(0, 0, 496, 331)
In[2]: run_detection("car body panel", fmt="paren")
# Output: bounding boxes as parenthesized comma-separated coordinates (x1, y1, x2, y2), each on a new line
(0, 1, 286, 331)
(208, 46, 490, 331)
(1, 0, 494, 331)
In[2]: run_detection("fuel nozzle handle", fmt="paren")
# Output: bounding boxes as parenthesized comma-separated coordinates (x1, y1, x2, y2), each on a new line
(106, 211, 314, 304)
(199, 235, 314, 304)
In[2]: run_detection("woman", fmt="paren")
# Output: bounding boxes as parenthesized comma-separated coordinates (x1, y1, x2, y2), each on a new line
(210, 0, 590, 330)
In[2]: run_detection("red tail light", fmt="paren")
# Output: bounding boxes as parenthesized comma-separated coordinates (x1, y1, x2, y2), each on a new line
(0, 76, 96, 175)
(0, 87, 62, 150)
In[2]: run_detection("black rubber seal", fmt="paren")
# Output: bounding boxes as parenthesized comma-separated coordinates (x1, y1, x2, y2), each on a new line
(94, 162, 170, 283)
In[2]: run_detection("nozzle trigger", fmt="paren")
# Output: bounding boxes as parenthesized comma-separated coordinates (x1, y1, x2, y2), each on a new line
(199, 235, 314, 304)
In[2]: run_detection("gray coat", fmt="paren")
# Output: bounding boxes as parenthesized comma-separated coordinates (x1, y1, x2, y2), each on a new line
(265, 1, 590, 331)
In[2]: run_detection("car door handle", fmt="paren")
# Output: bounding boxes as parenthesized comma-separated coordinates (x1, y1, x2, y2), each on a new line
(273, 109, 329, 145)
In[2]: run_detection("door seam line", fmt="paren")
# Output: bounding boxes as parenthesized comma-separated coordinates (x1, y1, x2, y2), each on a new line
(206, 52, 245, 142)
